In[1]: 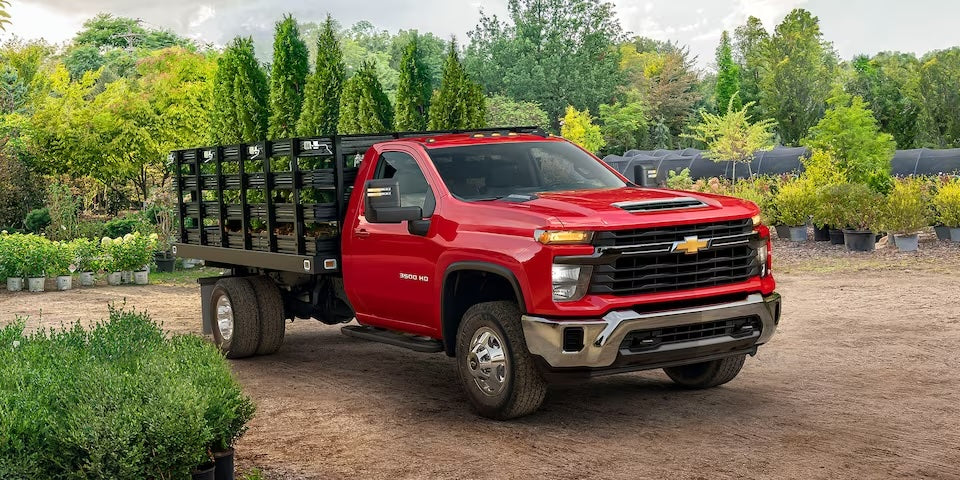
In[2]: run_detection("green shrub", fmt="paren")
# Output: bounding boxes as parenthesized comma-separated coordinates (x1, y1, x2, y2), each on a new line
(665, 168, 694, 190)
(813, 183, 850, 229)
(0, 307, 255, 478)
(104, 214, 150, 238)
(0, 232, 25, 280)
(20, 234, 51, 278)
(0, 154, 43, 230)
(773, 179, 814, 226)
(933, 180, 960, 227)
(24, 208, 50, 234)
(44, 183, 81, 241)
(840, 183, 884, 232)
(71, 238, 101, 273)
(882, 178, 931, 234)
(76, 220, 107, 240)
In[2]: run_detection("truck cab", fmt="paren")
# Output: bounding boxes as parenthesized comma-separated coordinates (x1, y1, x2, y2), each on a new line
(173, 127, 781, 419)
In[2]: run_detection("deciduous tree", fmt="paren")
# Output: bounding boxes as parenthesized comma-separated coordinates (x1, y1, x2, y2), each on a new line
(683, 98, 776, 180)
(484, 94, 549, 128)
(560, 106, 604, 153)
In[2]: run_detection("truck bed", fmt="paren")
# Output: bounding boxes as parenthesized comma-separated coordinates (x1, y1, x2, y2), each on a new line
(172, 128, 542, 274)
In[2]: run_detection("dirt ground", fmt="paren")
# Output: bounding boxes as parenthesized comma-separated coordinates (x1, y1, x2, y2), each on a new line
(2, 239, 959, 479)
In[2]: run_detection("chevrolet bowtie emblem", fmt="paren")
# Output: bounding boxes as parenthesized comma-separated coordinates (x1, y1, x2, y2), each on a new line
(672, 236, 709, 255)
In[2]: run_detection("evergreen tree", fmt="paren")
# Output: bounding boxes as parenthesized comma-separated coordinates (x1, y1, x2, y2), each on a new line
(298, 15, 345, 136)
(268, 15, 309, 139)
(733, 16, 768, 120)
(231, 37, 270, 142)
(429, 41, 485, 130)
(210, 46, 241, 143)
(337, 62, 393, 134)
(395, 35, 432, 131)
(714, 31, 741, 114)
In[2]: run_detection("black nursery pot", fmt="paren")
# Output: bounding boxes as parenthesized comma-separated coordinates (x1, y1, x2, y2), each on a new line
(813, 224, 831, 242)
(843, 229, 876, 252)
(154, 257, 175, 273)
(214, 448, 235, 480)
(191, 462, 215, 480)
(828, 229, 845, 245)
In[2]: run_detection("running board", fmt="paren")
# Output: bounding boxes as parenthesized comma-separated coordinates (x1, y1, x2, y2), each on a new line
(341, 325, 444, 353)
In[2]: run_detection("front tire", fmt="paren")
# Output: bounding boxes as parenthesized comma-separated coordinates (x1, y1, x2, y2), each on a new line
(455, 301, 547, 420)
(663, 354, 746, 389)
(209, 277, 261, 359)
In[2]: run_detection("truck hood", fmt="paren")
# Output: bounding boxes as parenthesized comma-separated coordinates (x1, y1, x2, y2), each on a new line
(486, 187, 758, 229)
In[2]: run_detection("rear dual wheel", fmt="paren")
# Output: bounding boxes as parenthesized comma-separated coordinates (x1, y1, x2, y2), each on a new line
(209, 276, 286, 358)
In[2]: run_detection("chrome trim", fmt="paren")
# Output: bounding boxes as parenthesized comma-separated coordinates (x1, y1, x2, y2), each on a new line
(596, 232, 754, 255)
(521, 293, 781, 368)
(611, 197, 706, 212)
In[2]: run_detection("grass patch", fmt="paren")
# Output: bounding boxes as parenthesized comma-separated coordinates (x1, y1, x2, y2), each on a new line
(150, 267, 224, 286)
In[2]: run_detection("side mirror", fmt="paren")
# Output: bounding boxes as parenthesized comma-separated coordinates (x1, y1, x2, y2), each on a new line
(364, 179, 422, 223)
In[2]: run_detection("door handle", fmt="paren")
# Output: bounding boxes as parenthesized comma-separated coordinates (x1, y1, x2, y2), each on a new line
(355, 228, 370, 238)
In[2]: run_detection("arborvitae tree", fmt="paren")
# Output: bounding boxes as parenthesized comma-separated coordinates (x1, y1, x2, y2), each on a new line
(229, 37, 269, 142)
(210, 46, 241, 143)
(298, 15, 345, 136)
(715, 31, 741, 114)
(337, 62, 394, 134)
(268, 15, 309, 139)
(429, 41, 485, 130)
(395, 35, 432, 131)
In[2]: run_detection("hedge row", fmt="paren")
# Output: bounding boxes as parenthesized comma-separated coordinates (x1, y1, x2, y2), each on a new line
(0, 307, 254, 478)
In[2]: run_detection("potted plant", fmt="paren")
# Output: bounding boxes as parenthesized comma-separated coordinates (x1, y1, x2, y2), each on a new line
(815, 183, 852, 245)
(22, 235, 49, 292)
(150, 190, 177, 273)
(51, 241, 75, 291)
(882, 178, 931, 252)
(932, 180, 960, 242)
(102, 236, 124, 286)
(773, 178, 813, 241)
(1, 232, 25, 292)
(840, 184, 884, 252)
(72, 238, 100, 286)
(131, 233, 158, 285)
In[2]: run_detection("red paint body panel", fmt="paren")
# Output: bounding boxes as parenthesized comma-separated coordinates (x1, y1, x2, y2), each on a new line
(340, 134, 777, 340)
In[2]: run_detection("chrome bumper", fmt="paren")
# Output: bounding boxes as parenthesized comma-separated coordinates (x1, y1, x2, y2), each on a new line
(521, 293, 781, 369)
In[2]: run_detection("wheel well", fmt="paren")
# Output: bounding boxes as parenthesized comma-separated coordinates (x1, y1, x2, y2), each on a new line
(442, 268, 523, 356)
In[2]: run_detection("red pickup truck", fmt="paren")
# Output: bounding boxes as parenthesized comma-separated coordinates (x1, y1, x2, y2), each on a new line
(173, 127, 780, 419)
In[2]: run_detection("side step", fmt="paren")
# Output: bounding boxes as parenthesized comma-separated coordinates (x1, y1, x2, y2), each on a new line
(341, 325, 444, 353)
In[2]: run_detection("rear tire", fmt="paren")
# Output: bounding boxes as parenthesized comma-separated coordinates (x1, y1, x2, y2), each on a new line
(663, 354, 746, 389)
(209, 277, 261, 359)
(455, 301, 547, 420)
(248, 275, 286, 355)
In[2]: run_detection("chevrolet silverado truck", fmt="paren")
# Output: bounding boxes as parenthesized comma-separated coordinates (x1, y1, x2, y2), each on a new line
(172, 126, 781, 419)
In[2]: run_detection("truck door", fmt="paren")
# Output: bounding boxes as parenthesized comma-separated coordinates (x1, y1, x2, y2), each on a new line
(342, 149, 441, 337)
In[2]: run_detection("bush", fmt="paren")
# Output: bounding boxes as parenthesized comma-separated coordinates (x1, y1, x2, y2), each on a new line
(0, 231, 26, 280)
(76, 219, 107, 240)
(0, 307, 255, 478)
(813, 183, 851, 229)
(773, 179, 814, 226)
(104, 214, 150, 238)
(933, 179, 960, 227)
(882, 178, 931, 234)
(100, 233, 159, 272)
(840, 183, 884, 232)
(24, 208, 50, 234)
(44, 183, 81, 241)
(665, 168, 694, 190)
(71, 237, 102, 273)
(20, 234, 51, 278)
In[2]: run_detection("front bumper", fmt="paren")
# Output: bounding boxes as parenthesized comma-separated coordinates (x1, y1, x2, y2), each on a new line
(521, 293, 781, 372)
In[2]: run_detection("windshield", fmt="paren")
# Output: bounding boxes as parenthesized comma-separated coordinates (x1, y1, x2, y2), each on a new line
(425, 141, 626, 201)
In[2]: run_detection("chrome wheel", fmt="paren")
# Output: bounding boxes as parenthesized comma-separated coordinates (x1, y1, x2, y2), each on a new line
(216, 294, 235, 342)
(466, 327, 508, 396)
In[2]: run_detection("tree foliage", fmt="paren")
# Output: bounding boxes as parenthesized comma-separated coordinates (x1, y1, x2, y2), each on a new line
(916, 47, 960, 148)
(620, 38, 701, 141)
(337, 62, 394, 134)
(268, 15, 309, 139)
(466, 0, 622, 128)
(484, 94, 549, 128)
(847, 53, 920, 148)
(395, 35, 432, 131)
(561, 106, 604, 153)
(298, 16, 345, 136)
(428, 42, 484, 130)
(599, 95, 647, 154)
(231, 38, 269, 143)
(759, 9, 837, 145)
(683, 99, 776, 178)
(714, 31, 740, 114)
(732, 16, 768, 120)
(802, 91, 895, 191)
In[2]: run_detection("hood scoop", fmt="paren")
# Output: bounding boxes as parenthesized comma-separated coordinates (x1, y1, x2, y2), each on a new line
(612, 196, 706, 213)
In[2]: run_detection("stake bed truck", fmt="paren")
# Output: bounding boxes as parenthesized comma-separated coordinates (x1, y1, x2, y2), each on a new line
(173, 127, 781, 419)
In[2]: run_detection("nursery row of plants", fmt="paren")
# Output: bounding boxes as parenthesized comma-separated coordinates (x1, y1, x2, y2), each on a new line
(0, 307, 254, 478)
(0, 232, 160, 292)
(667, 161, 960, 252)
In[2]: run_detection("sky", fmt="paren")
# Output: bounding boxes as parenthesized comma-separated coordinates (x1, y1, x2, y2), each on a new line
(2, 0, 959, 70)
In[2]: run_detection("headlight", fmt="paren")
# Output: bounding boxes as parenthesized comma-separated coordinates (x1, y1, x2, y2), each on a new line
(751, 214, 762, 226)
(536, 230, 594, 245)
(757, 241, 771, 277)
(552, 264, 592, 301)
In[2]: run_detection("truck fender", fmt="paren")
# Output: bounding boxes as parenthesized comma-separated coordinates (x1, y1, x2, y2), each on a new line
(440, 261, 528, 356)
